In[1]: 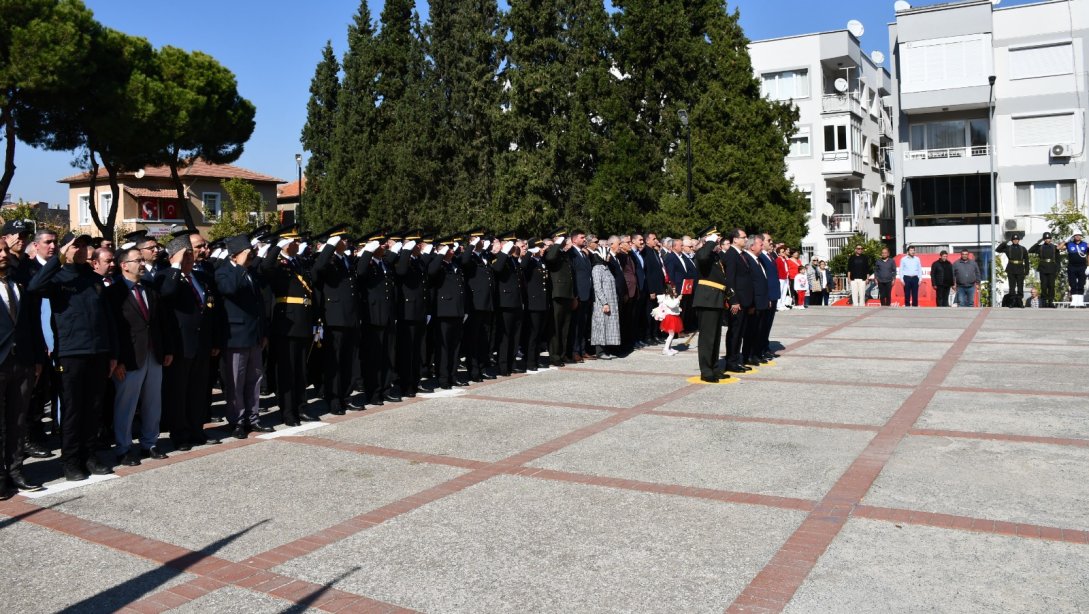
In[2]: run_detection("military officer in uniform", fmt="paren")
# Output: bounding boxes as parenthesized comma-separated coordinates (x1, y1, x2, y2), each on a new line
(358, 230, 403, 405)
(259, 225, 318, 427)
(392, 232, 433, 397)
(492, 233, 525, 376)
(1029, 232, 1060, 307)
(522, 239, 551, 371)
(312, 225, 364, 414)
(428, 238, 467, 389)
(462, 229, 497, 381)
(692, 227, 730, 383)
(996, 233, 1030, 306)
(544, 228, 575, 367)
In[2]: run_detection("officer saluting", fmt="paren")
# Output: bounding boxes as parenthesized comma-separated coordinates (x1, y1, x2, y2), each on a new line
(311, 224, 363, 415)
(996, 233, 1030, 306)
(691, 226, 730, 383)
(259, 224, 318, 427)
(428, 237, 467, 389)
(1029, 232, 1059, 307)
(358, 229, 404, 405)
(492, 232, 524, 376)
(522, 238, 551, 372)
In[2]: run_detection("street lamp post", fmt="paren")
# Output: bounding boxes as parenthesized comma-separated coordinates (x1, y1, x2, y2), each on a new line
(988, 75, 996, 306)
(678, 109, 693, 208)
(295, 153, 303, 228)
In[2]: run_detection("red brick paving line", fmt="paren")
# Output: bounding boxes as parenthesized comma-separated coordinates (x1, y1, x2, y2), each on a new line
(647, 409, 882, 432)
(814, 337, 953, 345)
(908, 428, 1089, 448)
(460, 392, 623, 413)
(280, 435, 492, 470)
(725, 308, 992, 614)
(784, 353, 936, 363)
(938, 385, 1087, 398)
(780, 309, 881, 352)
(851, 505, 1089, 545)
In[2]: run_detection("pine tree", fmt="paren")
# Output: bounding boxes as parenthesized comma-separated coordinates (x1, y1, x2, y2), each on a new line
(426, 0, 505, 232)
(321, 1, 379, 230)
(300, 41, 340, 231)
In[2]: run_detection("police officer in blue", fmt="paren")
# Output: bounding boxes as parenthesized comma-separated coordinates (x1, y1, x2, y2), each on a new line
(1061, 232, 1087, 297)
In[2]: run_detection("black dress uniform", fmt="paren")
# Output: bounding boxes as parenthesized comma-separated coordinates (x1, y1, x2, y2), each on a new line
(522, 248, 551, 371)
(996, 237, 1030, 304)
(357, 246, 400, 404)
(427, 251, 466, 389)
(313, 235, 362, 414)
(492, 248, 524, 376)
(1029, 235, 1060, 307)
(545, 239, 575, 366)
(462, 246, 497, 381)
(259, 243, 315, 426)
(394, 247, 431, 396)
(692, 240, 729, 381)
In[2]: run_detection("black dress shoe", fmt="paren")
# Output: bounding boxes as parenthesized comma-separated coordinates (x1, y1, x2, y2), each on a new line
(11, 473, 44, 492)
(745, 358, 762, 366)
(87, 458, 114, 475)
(284, 420, 301, 427)
(440, 384, 452, 390)
(764, 352, 780, 359)
(25, 443, 53, 458)
(725, 365, 747, 373)
(175, 444, 193, 452)
(120, 451, 141, 467)
(64, 466, 90, 482)
(0, 484, 18, 500)
(403, 391, 416, 398)
(300, 414, 321, 422)
(148, 447, 167, 460)
(232, 426, 247, 439)
(369, 399, 385, 406)
(470, 376, 484, 383)
(512, 367, 526, 374)
(250, 424, 275, 433)
(383, 392, 402, 403)
(418, 385, 435, 394)
(346, 399, 365, 411)
(700, 375, 720, 383)
(498, 371, 512, 377)
(195, 437, 221, 446)
(454, 379, 470, 387)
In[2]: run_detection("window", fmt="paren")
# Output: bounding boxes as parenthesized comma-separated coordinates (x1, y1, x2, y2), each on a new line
(823, 124, 848, 152)
(908, 119, 990, 151)
(789, 126, 811, 157)
(761, 69, 810, 101)
(901, 34, 991, 93)
(78, 194, 90, 226)
(1013, 113, 1075, 146)
(1009, 42, 1074, 80)
(905, 174, 992, 226)
(1016, 181, 1077, 215)
(99, 193, 113, 223)
(202, 192, 221, 220)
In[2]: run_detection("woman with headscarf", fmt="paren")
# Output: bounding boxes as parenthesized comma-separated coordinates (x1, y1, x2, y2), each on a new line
(590, 246, 620, 359)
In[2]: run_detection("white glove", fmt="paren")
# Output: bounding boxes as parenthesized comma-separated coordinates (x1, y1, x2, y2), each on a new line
(482, 240, 491, 251)
(257, 244, 270, 259)
(555, 236, 565, 245)
(403, 240, 417, 252)
(705, 233, 719, 244)
(363, 240, 380, 253)
(528, 247, 540, 255)
(277, 238, 291, 249)
(452, 242, 460, 251)
(390, 241, 403, 254)
(501, 241, 513, 254)
(298, 242, 309, 255)
(421, 243, 434, 255)
(334, 235, 346, 248)
(212, 248, 225, 259)
(469, 236, 480, 246)
(437, 245, 450, 256)
(250, 237, 260, 247)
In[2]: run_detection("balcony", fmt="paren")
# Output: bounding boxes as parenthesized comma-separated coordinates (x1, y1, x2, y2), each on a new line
(828, 214, 857, 234)
(822, 93, 862, 116)
(821, 151, 865, 178)
(904, 145, 991, 161)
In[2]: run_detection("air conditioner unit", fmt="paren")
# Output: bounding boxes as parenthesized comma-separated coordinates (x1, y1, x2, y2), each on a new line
(1003, 218, 1023, 242)
(1050, 144, 1072, 158)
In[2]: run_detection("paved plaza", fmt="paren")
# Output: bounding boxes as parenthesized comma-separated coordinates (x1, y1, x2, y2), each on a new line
(2, 307, 1088, 613)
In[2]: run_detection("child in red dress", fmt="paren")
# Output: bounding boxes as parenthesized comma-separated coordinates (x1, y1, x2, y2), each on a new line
(652, 287, 684, 356)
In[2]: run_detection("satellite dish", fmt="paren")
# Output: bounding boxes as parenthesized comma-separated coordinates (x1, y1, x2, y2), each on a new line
(834, 78, 849, 93)
(894, 1, 912, 12)
(847, 20, 865, 38)
(871, 50, 885, 64)
(134, 169, 145, 179)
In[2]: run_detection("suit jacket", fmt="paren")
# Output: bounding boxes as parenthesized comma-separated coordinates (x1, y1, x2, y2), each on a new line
(28, 257, 117, 358)
(759, 252, 781, 302)
(641, 247, 667, 294)
(723, 247, 755, 308)
(544, 244, 574, 300)
(214, 261, 267, 349)
(260, 246, 315, 338)
(462, 250, 496, 312)
(394, 250, 428, 322)
(107, 279, 167, 370)
(313, 244, 361, 328)
(157, 267, 219, 360)
(691, 243, 728, 310)
(427, 256, 467, 318)
(0, 276, 46, 366)
(620, 252, 638, 300)
(356, 250, 397, 327)
(569, 248, 593, 302)
(523, 256, 551, 311)
(630, 249, 646, 292)
(492, 252, 524, 310)
(663, 252, 696, 294)
(746, 251, 770, 310)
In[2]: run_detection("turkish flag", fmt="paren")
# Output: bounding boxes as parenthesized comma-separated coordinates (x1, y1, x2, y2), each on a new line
(161, 200, 179, 219)
(140, 200, 158, 220)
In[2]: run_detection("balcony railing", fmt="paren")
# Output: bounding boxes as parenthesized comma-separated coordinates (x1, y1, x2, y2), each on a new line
(903, 145, 991, 160)
(822, 93, 862, 116)
(828, 214, 856, 233)
(821, 150, 865, 176)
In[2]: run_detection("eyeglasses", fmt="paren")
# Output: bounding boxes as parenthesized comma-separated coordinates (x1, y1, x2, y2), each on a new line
(122, 258, 146, 264)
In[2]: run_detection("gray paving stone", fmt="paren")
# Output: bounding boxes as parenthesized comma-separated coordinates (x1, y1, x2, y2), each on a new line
(170, 586, 321, 613)
(784, 518, 1089, 614)
(863, 436, 1089, 530)
(745, 354, 932, 386)
(43, 441, 465, 561)
(790, 337, 954, 359)
(0, 520, 193, 613)
(528, 414, 874, 499)
(476, 368, 690, 408)
(973, 328, 1089, 344)
(943, 361, 1089, 393)
(919, 391, 1089, 440)
(960, 341, 1089, 363)
(674, 379, 910, 426)
(828, 325, 965, 341)
(275, 475, 806, 614)
(312, 397, 606, 461)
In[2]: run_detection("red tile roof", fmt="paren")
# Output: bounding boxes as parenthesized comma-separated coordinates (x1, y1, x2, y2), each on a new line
(58, 159, 286, 184)
(277, 176, 306, 199)
(125, 187, 180, 199)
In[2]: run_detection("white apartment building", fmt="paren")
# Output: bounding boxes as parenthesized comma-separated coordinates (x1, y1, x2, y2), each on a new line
(750, 30, 897, 260)
(889, 0, 1087, 271)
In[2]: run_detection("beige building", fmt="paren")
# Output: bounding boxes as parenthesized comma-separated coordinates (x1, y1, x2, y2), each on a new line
(58, 159, 285, 237)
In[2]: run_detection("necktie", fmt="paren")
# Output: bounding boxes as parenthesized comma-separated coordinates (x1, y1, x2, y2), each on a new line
(2, 279, 16, 323)
(186, 274, 202, 307)
(133, 284, 150, 320)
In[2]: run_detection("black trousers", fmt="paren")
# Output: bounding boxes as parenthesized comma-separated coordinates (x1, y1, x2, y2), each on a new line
(275, 336, 309, 423)
(680, 294, 695, 332)
(1, 359, 33, 478)
(522, 310, 547, 370)
(630, 292, 648, 343)
(361, 323, 395, 403)
(759, 307, 776, 356)
(435, 317, 463, 387)
(726, 307, 749, 366)
(423, 318, 438, 379)
(696, 308, 723, 378)
(464, 310, 495, 378)
(1040, 273, 1057, 306)
(568, 299, 591, 358)
(878, 281, 892, 306)
(936, 285, 951, 307)
(743, 309, 767, 361)
(324, 326, 360, 405)
(1008, 274, 1025, 298)
(26, 356, 54, 443)
(164, 353, 211, 446)
(550, 299, 572, 364)
(57, 354, 109, 469)
(1068, 265, 1086, 295)
(396, 319, 426, 394)
(496, 308, 523, 375)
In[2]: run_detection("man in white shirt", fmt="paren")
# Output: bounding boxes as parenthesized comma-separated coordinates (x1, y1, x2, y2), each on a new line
(899, 246, 923, 307)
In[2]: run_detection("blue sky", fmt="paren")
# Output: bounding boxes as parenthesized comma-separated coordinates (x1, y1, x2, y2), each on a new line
(9, 0, 1037, 205)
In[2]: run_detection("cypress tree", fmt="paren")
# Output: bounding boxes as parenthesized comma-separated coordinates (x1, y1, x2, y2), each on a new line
(300, 41, 340, 230)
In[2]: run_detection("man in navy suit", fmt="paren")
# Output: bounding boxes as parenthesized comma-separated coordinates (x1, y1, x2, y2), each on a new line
(641, 233, 668, 343)
(722, 228, 754, 373)
(567, 231, 593, 361)
(742, 236, 771, 366)
(757, 233, 782, 361)
(663, 237, 697, 333)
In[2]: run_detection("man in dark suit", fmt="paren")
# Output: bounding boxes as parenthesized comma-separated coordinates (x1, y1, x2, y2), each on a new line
(313, 225, 366, 413)
(522, 239, 551, 371)
(428, 240, 467, 389)
(356, 231, 401, 405)
(544, 230, 574, 367)
(722, 228, 754, 373)
(215, 235, 273, 438)
(393, 234, 432, 396)
(664, 238, 696, 333)
(158, 234, 221, 451)
(17, 228, 56, 461)
(692, 229, 729, 382)
(628, 234, 648, 345)
(462, 231, 497, 381)
(641, 233, 668, 343)
(567, 231, 593, 362)
(492, 235, 525, 376)
(757, 233, 782, 361)
(742, 236, 771, 366)
(108, 246, 172, 466)
(0, 237, 47, 497)
(28, 233, 117, 481)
